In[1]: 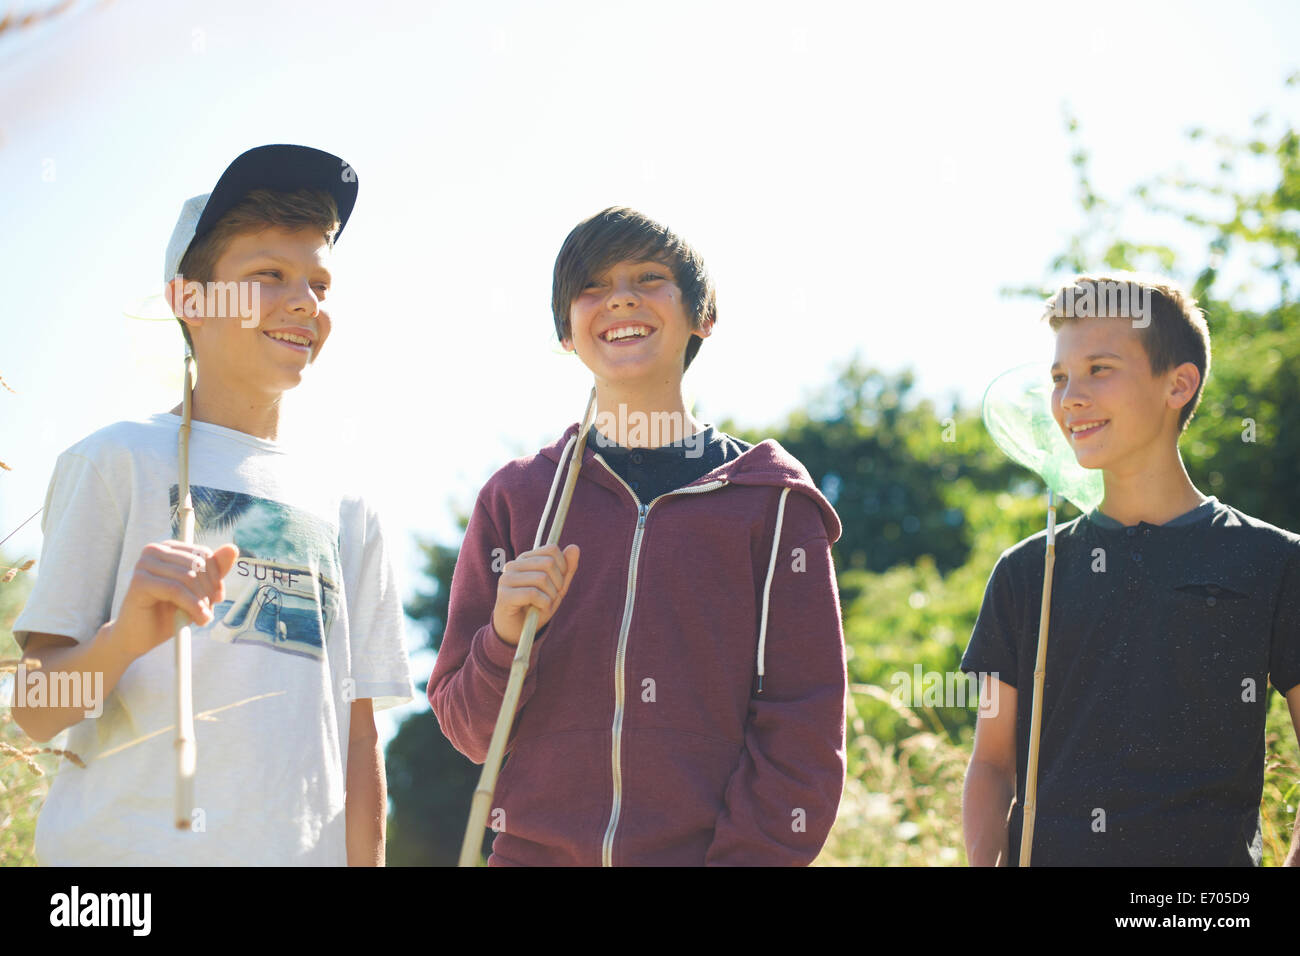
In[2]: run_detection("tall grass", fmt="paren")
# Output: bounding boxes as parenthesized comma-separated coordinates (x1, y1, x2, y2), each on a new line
(816, 682, 1299, 867)
(1, 576, 53, 866)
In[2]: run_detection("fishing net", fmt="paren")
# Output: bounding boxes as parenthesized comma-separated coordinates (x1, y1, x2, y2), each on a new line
(981, 362, 1104, 513)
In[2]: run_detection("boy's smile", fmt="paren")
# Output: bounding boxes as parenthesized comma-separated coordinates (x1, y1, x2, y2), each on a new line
(1050, 317, 1186, 473)
(564, 259, 710, 384)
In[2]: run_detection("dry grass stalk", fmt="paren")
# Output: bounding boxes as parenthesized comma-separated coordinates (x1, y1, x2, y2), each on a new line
(851, 682, 926, 731)
(0, 741, 86, 775)
(458, 387, 598, 867)
(0, 509, 45, 552)
(0, 741, 43, 775)
(173, 351, 197, 830)
(32, 746, 85, 769)
(1, 561, 35, 584)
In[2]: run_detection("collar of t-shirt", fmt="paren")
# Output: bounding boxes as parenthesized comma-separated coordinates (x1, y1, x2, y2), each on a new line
(587, 424, 752, 505)
(1086, 495, 1222, 531)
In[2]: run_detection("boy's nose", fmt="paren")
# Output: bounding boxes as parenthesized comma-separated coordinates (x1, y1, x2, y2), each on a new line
(606, 284, 638, 309)
(1059, 381, 1088, 408)
(285, 279, 321, 315)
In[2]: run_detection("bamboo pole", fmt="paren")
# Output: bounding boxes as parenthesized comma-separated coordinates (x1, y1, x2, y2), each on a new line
(174, 350, 197, 830)
(1019, 489, 1056, 866)
(458, 387, 598, 867)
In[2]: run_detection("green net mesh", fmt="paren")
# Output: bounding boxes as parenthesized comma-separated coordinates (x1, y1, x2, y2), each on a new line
(982, 362, 1105, 513)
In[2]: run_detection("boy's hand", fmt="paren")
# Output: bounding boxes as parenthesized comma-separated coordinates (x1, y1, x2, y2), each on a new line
(110, 541, 240, 660)
(491, 543, 579, 646)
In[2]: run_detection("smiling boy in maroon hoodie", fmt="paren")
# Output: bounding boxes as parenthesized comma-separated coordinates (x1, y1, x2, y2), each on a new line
(428, 207, 847, 866)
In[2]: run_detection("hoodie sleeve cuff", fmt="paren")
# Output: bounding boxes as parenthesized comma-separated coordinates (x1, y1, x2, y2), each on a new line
(477, 618, 520, 672)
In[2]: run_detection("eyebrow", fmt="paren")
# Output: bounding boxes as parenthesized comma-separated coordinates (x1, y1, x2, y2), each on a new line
(245, 253, 331, 283)
(586, 261, 674, 284)
(1050, 351, 1124, 372)
(596, 259, 672, 272)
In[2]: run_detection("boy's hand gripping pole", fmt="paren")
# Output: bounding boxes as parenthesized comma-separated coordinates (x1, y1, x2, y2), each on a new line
(458, 388, 598, 867)
(174, 351, 197, 830)
(1019, 490, 1056, 866)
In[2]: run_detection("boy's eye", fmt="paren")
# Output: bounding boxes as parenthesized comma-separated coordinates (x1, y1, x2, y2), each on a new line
(1091, 365, 1110, 374)
(640, 272, 664, 282)
(255, 270, 282, 280)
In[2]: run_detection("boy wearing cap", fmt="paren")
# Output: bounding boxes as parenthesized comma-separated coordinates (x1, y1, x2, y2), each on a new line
(11, 145, 413, 866)
(961, 274, 1300, 866)
(429, 207, 847, 866)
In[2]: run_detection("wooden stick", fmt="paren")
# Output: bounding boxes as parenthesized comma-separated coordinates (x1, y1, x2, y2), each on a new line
(174, 351, 197, 830)
(458, 387, 598, 867)
(1019, 489, 1056, 866)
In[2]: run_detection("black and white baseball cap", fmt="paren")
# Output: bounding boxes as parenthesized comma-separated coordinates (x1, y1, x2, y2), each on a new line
(162, 144, 359, 284)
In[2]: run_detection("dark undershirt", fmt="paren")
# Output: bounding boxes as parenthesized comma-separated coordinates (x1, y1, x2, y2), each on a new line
(587, 424, 752, 504)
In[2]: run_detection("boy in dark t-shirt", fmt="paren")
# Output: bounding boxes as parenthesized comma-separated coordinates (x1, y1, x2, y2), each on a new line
(961, 274, 1300, 866)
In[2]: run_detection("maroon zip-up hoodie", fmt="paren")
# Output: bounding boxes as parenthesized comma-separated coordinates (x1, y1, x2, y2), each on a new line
(428, 422, 847, 865)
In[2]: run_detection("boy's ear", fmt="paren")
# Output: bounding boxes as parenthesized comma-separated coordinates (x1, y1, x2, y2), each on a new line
(164, 276, 206, 334)
(1167, 360, 1202, 413)
(693, 316, 715, 339)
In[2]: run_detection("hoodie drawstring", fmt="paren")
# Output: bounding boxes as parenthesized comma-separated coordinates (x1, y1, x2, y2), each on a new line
(535, 434, 578, 549)
(756, 487, 791, 694)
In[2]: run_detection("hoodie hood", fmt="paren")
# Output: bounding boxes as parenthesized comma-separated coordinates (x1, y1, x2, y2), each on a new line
(539, 421, 843, 544)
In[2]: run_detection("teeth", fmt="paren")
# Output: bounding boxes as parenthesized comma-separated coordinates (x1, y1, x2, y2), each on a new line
(603, 326, 650, 342)
(267, 331, 311, 347)
(1070, 421, 1107, 433)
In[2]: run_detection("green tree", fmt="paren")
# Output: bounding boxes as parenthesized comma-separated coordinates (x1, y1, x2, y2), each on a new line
(723, 362, 1039, 581)
(1034, 92, 1300, 531)
(384, 515, 494, 866)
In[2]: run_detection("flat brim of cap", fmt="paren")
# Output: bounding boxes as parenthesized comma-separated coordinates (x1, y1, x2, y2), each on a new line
(194, 144, 358, 242)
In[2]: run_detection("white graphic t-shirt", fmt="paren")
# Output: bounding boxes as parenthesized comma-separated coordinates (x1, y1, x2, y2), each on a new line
(12, 414, 414, 865)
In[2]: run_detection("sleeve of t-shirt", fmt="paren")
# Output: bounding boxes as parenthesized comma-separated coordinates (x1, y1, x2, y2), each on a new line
(960, 549, 1023, 689)
(11, 450, 127, 650)
(338, 495, 415, 711)
(1268, 538, 1300, 696)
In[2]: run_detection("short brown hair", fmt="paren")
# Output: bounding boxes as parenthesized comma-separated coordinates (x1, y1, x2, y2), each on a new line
(552, 207, 716, 371)
(174, 188, 340, 353)
(1043, 272, 1212, 430)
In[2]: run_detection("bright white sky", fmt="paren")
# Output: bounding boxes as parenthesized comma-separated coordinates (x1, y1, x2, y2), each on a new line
(2, 0, 1298, 736)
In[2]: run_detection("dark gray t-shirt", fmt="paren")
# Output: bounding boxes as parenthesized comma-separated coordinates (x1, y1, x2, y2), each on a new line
(587, 424, 752, 505)
(961, 497, 1300, 866)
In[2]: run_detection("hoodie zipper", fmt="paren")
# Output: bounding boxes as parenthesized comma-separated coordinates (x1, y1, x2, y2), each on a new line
(592, 454, 727, 867)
